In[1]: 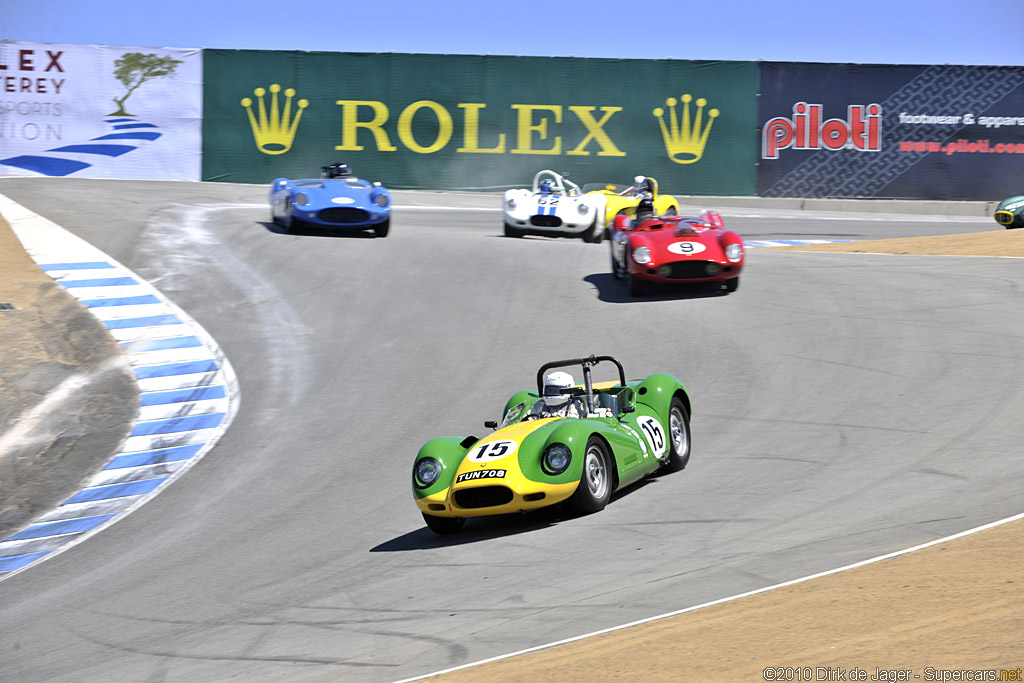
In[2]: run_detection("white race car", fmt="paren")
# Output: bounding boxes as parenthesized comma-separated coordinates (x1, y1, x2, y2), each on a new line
(502, 170, 607, 243)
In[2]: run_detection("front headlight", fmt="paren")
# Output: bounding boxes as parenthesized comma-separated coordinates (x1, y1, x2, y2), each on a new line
(577, 202, 588, 215)
(542, 444, 572, 475)
(294, 193, 308, 206)
(632, 246, 651, 265)
(373, 194, 388, 208)
(506, 198, 517, 210)
(725, 243, 743, 262)
(414, 458, 442, 489)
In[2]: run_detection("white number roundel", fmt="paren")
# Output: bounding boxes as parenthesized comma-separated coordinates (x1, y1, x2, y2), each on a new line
(636, 416, 667, 457)
(468, 439, 518, 463)
(667, 241, 707, 255)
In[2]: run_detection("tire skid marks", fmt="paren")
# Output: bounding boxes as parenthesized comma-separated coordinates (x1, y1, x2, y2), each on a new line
(0, 194, 239, 579)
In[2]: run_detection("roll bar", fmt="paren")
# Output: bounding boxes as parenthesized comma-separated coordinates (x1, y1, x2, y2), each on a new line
(536, 355, 627, 415)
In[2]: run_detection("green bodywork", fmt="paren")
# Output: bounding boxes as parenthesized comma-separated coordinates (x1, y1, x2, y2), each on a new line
(412, 372, 690, 502)
(994, 196, 1024, 229)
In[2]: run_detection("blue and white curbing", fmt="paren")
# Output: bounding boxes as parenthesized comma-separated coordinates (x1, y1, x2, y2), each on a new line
(745, 239, 854, 248)
(0, 194, 239, 581)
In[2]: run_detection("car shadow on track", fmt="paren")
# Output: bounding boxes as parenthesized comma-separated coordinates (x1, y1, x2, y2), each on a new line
(258, 221, 379, 238)
(370, 478, 661, 551)
(584, 273, 731, 303)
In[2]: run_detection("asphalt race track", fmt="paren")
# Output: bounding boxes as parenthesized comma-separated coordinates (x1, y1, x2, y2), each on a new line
(0, 178, 1021, 682)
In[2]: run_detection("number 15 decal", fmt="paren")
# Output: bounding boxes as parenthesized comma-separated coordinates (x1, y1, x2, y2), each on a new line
(468, 439, 518, 463)
(636, 416, 667, 457)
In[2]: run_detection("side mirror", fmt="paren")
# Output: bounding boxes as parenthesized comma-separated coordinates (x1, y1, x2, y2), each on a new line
(618, 387, 637, 415)
(484, 420, 498, 429)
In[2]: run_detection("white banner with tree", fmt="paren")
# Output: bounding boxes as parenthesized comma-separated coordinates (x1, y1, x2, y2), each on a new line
(0, 41, 201, 180)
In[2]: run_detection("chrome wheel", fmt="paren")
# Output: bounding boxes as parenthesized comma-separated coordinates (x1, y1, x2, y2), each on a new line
(583, 443, 609, 499)
(670, 406, 687, 456)
(662, 397, 691, 472)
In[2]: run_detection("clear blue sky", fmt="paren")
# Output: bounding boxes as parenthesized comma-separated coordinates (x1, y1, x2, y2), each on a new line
(3, 0, 1023, 67)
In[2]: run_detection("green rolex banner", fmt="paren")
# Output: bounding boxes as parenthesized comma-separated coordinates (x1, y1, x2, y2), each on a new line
(202, 50, 757, 196)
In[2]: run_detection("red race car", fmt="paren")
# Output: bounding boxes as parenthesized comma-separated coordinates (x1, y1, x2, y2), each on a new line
(610, 209, 744, 296)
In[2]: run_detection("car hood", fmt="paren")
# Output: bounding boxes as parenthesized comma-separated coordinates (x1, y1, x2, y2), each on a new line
(452, 418, 560, 483)
(291, 179, 375, 203)
(631, 225, 732, 260)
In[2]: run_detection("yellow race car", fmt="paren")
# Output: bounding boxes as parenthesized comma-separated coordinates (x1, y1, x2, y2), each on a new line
(583, 176, 680, 229)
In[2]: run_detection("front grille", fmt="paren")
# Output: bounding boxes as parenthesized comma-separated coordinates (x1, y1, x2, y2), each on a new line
(662, 261, 716, 279)
(530, 214, 563, 227)
(319, 207, 370, 224)
(454, 486, 514, 509)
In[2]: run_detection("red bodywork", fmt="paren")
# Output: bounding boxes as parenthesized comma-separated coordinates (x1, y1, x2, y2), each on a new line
(610, 210, 744, 295)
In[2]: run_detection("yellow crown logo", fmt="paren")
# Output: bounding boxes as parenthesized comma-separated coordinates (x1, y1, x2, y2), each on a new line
(653, 94, 719, 165)
(241, 84, 308, 155)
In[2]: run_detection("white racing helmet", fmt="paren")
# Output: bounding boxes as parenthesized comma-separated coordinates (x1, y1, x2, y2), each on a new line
(543, 371, 575, 407)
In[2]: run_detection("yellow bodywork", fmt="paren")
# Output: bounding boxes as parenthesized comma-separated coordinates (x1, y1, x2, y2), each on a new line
(415, 418, 580, 518)
(586, 177, 680, 225)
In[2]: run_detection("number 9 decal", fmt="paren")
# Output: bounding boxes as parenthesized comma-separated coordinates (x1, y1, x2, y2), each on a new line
(468, 439, 519, 463)
(667, 241, 707, 255)
(636, 416, 667, 457)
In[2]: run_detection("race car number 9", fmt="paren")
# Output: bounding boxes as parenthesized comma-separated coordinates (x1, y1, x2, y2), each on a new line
(667, 241, 707, 255)
(467, 439, 518, 463)
(636, 416, 667, 457)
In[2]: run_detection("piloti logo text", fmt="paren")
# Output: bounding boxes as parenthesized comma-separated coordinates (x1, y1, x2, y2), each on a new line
(762, 102, 882, 159)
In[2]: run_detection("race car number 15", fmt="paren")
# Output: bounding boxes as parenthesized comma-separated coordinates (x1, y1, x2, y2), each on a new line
(636, 416, 667, 457)
(468, 439, 518, 463)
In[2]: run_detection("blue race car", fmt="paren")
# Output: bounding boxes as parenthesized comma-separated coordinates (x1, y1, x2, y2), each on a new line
(270, 162, 391, 236)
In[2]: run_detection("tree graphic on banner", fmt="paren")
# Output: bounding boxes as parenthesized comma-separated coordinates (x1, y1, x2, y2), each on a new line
(109, 53, 182, 116)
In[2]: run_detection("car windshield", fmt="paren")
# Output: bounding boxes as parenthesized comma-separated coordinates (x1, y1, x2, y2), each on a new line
(582, 182, 630, 194)
(501, 402, 527, 427)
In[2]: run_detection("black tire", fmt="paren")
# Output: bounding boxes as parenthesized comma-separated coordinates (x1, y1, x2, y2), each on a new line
(665, 206, 677, 216)
(627, 270, 647, 297)
(581, 217, 602, 244)
(725, 276, 739, 293)
(285, 216, 302, 234)
(569, 437, 613, 514)
(422, 513, 464, 535)
(661, 397, 691, 472)
(374, 218, 390, 238)
(504, 222, 524, 238)
(610, 244, 624, 280)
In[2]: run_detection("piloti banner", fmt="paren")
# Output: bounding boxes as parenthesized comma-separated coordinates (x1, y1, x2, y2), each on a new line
(0, 42, 202, 180)
(201, 50, 758, 196)
(758, 62, 1024, 200)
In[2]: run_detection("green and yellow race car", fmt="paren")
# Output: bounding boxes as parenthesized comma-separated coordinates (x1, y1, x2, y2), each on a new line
(994, 195, 1024, 229)
(411, 355, 692, 534)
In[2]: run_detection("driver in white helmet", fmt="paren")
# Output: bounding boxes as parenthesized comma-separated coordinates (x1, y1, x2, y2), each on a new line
(619, 175, 648, 197)
(529, 371, 586, 419)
